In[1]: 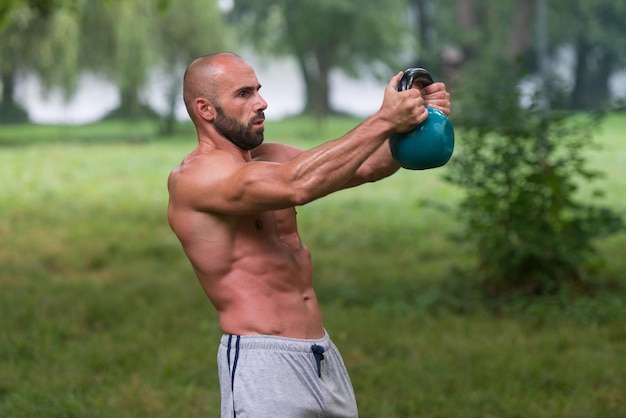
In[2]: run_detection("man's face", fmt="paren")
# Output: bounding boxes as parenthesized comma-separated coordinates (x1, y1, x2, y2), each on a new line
(213, 105, 265, 151)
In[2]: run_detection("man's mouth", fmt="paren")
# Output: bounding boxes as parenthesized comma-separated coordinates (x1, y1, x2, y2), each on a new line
(252, 115, 265, 128)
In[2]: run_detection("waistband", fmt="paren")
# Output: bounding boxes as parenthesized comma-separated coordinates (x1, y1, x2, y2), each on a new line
(220, 330, 330, 353)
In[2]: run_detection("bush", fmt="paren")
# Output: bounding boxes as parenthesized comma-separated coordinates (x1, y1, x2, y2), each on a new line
(446, 60, 624, 300)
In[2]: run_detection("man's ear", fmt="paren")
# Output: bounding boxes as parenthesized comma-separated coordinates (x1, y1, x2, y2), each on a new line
(195, 97, 215, 121)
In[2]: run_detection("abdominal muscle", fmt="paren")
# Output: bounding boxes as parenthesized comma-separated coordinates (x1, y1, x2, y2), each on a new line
(180, 208, 325, 340)
(212, 269, 325, 339)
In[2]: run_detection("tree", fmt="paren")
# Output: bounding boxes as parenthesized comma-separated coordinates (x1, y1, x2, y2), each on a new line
(0, 0, 230, 125)
(0, 0, 23, 28)
(0, 0, 59, 28)
(156, 0, 233, 133)
(549, 0, 626, 109)
(0, 0, 81, 123)
(77, 0, 161, 120)
(229, 0, 413, 117)
(79, 0, 230, 122)
(406, 0, 437, 68)
(434, 0, 626, 110)
(431, 0, 538, 88)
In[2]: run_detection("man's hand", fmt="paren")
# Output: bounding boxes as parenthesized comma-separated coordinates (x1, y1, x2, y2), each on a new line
(422, 82, 451, 116)
(378, 72, 429, 134)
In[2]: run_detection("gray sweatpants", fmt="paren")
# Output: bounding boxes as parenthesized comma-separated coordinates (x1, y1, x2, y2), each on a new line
(217, 331, 358, 418)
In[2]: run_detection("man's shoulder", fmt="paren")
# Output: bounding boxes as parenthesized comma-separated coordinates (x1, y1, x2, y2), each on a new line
(176, 148, 240, 177)
(168, 149, 239, 197)
(252, 142, 303, 163)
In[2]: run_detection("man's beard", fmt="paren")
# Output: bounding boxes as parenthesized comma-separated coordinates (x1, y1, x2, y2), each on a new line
(213, 106, 264, 151)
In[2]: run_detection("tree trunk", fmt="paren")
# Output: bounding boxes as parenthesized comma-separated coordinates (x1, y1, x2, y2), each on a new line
(104, 87, 157, 120)
(1, 71, 12, 105)
(409, 0, 435, 66)
(570, 39, 613, 110)
(457, 0, 477, 30)
(297, 52, 331, 118)
(588, 53, 613, 109)
(0, 69, 29, 124)
(119, 88, 143, 119)
(160, 78, 180, 135)
(507, 0, 536, 59)
(311, 51, 331, 118)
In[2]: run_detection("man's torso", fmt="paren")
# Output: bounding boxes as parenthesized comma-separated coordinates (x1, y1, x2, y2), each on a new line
(168, 144, 324, 339)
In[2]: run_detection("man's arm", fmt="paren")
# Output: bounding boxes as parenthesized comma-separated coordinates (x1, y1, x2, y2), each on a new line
(171, 72, 428, 216)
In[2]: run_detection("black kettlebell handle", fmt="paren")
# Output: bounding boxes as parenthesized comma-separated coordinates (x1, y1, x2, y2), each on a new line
(397, 68, 434, 92)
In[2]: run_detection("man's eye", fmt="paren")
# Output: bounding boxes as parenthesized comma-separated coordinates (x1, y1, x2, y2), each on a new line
(239, 91, 249, 97)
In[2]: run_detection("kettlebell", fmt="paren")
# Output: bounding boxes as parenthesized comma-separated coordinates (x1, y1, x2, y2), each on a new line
(389, 68, 454, 170)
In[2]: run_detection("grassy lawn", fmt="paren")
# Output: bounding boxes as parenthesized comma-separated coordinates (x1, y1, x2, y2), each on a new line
(1, 114, 625, 417)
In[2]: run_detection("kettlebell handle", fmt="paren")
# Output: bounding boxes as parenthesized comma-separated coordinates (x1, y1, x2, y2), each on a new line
(397, 68, 434, 92)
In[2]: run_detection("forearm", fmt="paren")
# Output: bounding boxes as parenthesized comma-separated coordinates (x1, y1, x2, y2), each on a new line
(284, 113, 395, 201)
(342, 141, 400, 189)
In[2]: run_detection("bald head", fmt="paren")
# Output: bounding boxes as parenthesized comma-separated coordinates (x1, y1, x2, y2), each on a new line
(182, 52, 247, 121)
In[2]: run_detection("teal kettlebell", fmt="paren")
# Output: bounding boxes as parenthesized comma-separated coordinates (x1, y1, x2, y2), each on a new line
(389, 68, 454, 170)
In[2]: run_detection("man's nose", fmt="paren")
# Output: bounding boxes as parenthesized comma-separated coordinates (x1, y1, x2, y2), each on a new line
(255, 93, 268, 112)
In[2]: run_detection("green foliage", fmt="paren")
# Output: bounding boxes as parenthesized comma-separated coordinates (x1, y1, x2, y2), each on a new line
(0, 0, 230, 124)
(229, 0, 413, 115)
(550, 0, 626, 60)
(446, 59, 624, 299)
(0, 0, 82, 98)
(230, 0, 411, 71)
(430, 0, 626, 109)
(156, 0, 235, 133)
(0, 0, 71, 28)
(0, 0, 21, 28)
(89, 0, 231, 121)
(546, 0, 626, 109)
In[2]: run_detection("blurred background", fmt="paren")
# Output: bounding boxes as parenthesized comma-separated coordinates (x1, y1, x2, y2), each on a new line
(2, 0, 625, 126)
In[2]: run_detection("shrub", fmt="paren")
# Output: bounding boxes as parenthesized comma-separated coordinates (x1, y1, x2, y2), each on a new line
(445, 60, 623, 300)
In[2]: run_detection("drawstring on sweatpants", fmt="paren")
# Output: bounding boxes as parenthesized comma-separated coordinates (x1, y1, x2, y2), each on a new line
(227, 335, 241, 418)
(311, 344, 325, 378)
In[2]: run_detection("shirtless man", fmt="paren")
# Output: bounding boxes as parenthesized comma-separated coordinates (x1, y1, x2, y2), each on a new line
(167, 52, 451, 417)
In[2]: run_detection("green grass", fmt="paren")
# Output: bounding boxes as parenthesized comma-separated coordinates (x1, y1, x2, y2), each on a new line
(1, 114, 625, 417)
